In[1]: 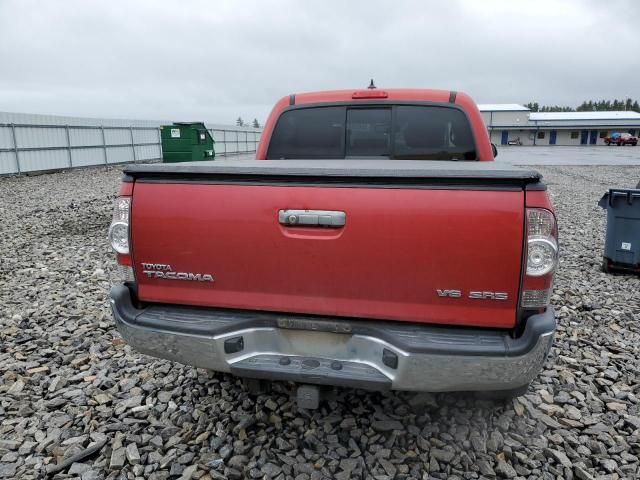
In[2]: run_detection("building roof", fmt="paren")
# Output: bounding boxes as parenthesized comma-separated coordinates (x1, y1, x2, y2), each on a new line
(478, 104, 530, 112)
(530, 111, 640, 121)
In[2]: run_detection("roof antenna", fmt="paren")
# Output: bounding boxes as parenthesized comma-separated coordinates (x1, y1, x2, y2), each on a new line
(367, 79, 376, 89)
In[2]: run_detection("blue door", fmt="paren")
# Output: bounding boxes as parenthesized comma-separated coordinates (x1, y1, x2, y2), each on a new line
(501, 131, 508, 145)
(580, 130, 588, 145)
(549, 130, 557, 145)
(589, 130, 597, 145)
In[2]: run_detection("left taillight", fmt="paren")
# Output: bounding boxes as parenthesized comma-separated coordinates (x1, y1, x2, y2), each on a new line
(109, 196, 135, 283)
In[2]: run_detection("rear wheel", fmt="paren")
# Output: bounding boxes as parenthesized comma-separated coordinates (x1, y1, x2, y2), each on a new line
(605, 140, 610, 146)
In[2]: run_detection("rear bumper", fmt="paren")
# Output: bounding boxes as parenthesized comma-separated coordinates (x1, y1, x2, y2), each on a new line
(110, 285, 555, 392)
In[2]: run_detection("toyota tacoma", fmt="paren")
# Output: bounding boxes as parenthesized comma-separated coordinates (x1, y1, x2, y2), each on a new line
(108, 88, 558, 405)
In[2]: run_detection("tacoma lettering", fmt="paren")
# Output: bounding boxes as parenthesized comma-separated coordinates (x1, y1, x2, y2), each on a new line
(141, 263, 214, 282)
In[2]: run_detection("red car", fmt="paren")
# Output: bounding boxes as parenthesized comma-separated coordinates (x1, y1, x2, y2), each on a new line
(604, 132, 638, 146)
(108, 88, 558, 406)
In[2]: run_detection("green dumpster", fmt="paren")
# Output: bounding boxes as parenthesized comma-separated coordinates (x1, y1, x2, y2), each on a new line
(160, 122, 215, 163)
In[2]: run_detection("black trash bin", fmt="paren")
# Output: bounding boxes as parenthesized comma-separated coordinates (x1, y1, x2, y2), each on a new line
(599, 188, 640, 274)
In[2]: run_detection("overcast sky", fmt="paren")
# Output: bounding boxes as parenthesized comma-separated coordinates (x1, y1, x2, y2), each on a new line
(1, 0, 638, 124)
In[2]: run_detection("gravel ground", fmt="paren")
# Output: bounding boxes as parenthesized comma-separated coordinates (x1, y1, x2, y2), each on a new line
(1, 164, 640, 480)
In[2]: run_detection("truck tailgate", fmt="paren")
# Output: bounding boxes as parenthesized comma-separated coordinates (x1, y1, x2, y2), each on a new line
(128, 161, 533, 329)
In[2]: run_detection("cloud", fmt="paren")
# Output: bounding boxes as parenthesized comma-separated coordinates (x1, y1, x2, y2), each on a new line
(0, 0, 638, 123)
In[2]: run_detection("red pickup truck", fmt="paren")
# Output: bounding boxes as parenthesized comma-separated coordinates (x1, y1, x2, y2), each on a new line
(604, 132, 638, 146)
(109, 88, 557, 406)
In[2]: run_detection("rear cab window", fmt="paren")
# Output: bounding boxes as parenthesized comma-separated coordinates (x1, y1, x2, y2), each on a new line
(266, 105, 477, 160)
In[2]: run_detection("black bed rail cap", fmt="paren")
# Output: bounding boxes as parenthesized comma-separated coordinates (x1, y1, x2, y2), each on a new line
(124, 159, 542, 183)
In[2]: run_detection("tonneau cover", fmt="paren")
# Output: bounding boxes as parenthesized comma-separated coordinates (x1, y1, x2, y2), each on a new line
(124, 160, 542, 186)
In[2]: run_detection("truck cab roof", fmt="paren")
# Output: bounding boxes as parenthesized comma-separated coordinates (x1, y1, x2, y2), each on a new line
(257, 88, 493, 160)
(290, 88, 459, 105)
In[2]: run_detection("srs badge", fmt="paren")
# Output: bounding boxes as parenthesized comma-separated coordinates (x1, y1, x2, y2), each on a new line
(141, 263, 214, 283)
(437, 289, 508, 300)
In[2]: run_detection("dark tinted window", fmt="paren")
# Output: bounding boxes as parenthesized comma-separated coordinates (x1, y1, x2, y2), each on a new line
(346, 108, 391, 157)
(267, 105, 477, 160)
(393, 106, 476, 160)
(266, 107, 345, 159)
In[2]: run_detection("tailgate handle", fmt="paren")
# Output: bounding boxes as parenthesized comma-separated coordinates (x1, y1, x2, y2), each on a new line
(279, 209, 346, 228)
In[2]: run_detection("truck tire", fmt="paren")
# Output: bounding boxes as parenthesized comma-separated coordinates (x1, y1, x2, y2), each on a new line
(476, 384, 530, 401)
(602, 257, 611, 273)
(605, 140, 610, 146)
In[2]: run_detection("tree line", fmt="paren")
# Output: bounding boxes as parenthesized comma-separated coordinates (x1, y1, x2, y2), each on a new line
(526, 99, 640, 113)
(236, 117, 261, 128)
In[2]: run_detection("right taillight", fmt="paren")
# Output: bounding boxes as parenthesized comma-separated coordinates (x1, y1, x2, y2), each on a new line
(521, 208, 558, 308)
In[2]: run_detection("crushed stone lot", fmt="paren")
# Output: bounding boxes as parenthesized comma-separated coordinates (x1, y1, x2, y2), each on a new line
(1, 163, 640, 480)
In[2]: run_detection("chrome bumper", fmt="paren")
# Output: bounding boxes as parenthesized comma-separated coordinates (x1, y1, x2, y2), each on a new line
(110, 285, 555, 392)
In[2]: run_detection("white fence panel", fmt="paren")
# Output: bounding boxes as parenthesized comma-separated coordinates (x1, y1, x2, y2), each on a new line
(17, 126, 67, 148)
(107, 146, 134, 164)
(0, 151, 17, 175)
(71, 148, 106, 167)
(238, 131, 247, 151)
(104, 129, 131, 146)
(1, 111, 262, 175)
(211, 130, 225, 142)
(133, 129, 158, 144)
(135, 144, 160, 161)
(226, 140, 239, 153)
(0, 126, 14, 149)
(19, 149, 69, 172)
(69, 128, 102, 147)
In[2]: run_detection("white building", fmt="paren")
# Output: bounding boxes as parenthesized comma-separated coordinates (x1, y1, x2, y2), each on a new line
(478, 105, 640, 146)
